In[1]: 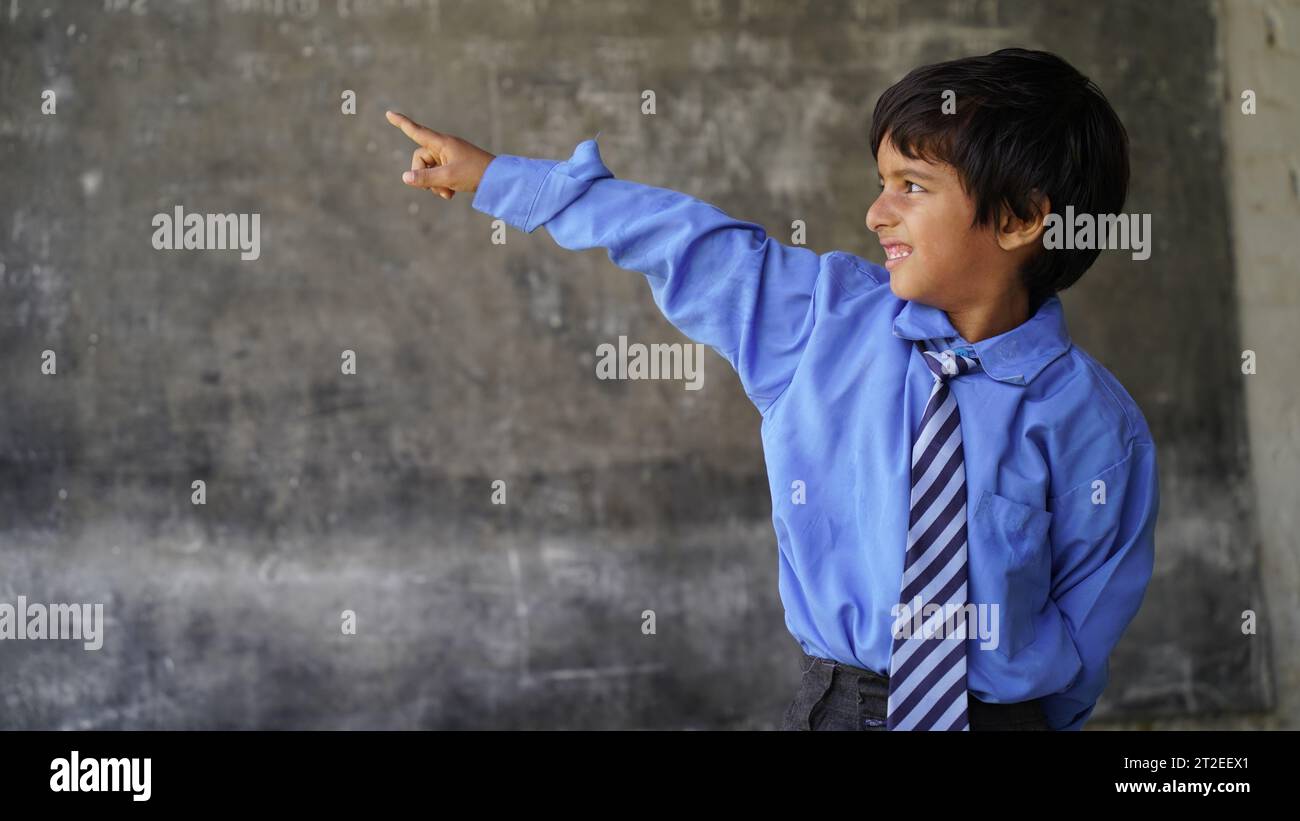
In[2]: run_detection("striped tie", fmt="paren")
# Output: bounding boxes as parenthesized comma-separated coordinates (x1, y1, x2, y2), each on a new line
(886, 337, 982, 731)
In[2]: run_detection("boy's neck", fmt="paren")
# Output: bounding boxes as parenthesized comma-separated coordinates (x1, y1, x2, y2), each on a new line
(944, 288, 1031, 344)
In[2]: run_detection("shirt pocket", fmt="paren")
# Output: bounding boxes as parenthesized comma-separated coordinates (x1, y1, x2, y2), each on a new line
(969, 490, 1053, 661)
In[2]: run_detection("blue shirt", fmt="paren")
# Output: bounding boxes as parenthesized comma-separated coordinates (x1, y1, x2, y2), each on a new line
(471, 137, 1160, 731)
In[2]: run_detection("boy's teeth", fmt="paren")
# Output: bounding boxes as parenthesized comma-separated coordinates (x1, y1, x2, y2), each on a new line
(887, 246, 913, 260)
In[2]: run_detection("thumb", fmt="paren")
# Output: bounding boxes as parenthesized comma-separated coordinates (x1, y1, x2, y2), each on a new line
(402, 165, 455, 191)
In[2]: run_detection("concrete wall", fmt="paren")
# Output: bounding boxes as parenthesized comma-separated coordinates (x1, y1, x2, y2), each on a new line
(1229, 0, 1300, 732)
(1111, 0, 1300, 731)
(0, 0, 1286, 728)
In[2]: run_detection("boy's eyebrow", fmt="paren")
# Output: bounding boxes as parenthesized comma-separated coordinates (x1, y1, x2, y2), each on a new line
(878, 166, 941, 183)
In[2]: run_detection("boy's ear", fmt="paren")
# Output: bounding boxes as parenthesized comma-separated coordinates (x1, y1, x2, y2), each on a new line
(996, 191, 1051, 252)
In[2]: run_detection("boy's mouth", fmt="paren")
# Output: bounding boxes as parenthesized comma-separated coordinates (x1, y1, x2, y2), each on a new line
(882, 242, 913, 270)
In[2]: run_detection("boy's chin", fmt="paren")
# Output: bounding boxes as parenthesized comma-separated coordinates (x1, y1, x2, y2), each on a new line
(888, 272, 927, 303)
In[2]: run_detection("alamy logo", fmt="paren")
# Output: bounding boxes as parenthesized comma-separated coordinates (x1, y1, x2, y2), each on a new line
(50, 751, 151, 802)
(0, 595, 104, 650)
(151, 205, 261, 260)
(890, 595, 1000, 651)
(1042, 206, 1152, 260)
(595, 335, 705, 391)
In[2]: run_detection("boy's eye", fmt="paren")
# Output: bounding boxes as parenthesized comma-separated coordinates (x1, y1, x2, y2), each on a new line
(876, 179, 926, 193)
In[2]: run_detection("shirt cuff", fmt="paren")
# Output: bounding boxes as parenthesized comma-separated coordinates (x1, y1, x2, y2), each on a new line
(471, 154, 561, 232)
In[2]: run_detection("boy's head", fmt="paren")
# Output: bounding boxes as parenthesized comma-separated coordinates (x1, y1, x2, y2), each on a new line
(866, 48, 1129, 318)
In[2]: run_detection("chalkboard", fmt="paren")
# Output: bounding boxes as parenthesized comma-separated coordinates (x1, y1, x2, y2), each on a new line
(0, 0, 1268, 728)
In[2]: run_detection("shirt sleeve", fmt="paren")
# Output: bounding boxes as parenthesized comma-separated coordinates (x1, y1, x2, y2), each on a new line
(470, 137, 834, 415)
(1039, 439, 1159, 730)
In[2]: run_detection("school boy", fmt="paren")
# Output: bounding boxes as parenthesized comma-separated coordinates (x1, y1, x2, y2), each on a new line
(388, 47, 1159, 731)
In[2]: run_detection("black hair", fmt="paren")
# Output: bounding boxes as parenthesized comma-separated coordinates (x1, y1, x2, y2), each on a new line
(869, 48, 1130, 312)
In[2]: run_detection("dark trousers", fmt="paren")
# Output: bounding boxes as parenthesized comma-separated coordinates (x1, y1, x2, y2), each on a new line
(779, 650, 1052, 731)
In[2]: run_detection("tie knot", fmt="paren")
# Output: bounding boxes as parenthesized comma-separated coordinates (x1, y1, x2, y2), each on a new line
(920, 342, 981, 383)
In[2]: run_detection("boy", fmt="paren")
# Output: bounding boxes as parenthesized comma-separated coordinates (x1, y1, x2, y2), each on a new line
(386, 47, 1159, 731)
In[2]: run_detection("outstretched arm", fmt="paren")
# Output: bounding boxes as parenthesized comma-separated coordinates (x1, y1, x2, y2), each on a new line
(386, 111, 840, 413)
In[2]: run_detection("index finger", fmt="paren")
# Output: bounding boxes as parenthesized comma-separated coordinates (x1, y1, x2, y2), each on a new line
(386, 110, 444, 149)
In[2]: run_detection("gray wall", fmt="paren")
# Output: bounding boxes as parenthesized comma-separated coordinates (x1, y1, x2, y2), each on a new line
(0, 0, 1283, 728)
(1111, 0, 1299, 732)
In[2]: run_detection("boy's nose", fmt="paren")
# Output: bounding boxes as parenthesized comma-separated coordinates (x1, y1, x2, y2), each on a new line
(865, 194, 893, 234)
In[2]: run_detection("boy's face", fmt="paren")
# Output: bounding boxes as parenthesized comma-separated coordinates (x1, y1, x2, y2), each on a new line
(866, 134, 1013, 313)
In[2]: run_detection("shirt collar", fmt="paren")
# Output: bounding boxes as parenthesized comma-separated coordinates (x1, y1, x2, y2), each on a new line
(891, 295, 1072, 386)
